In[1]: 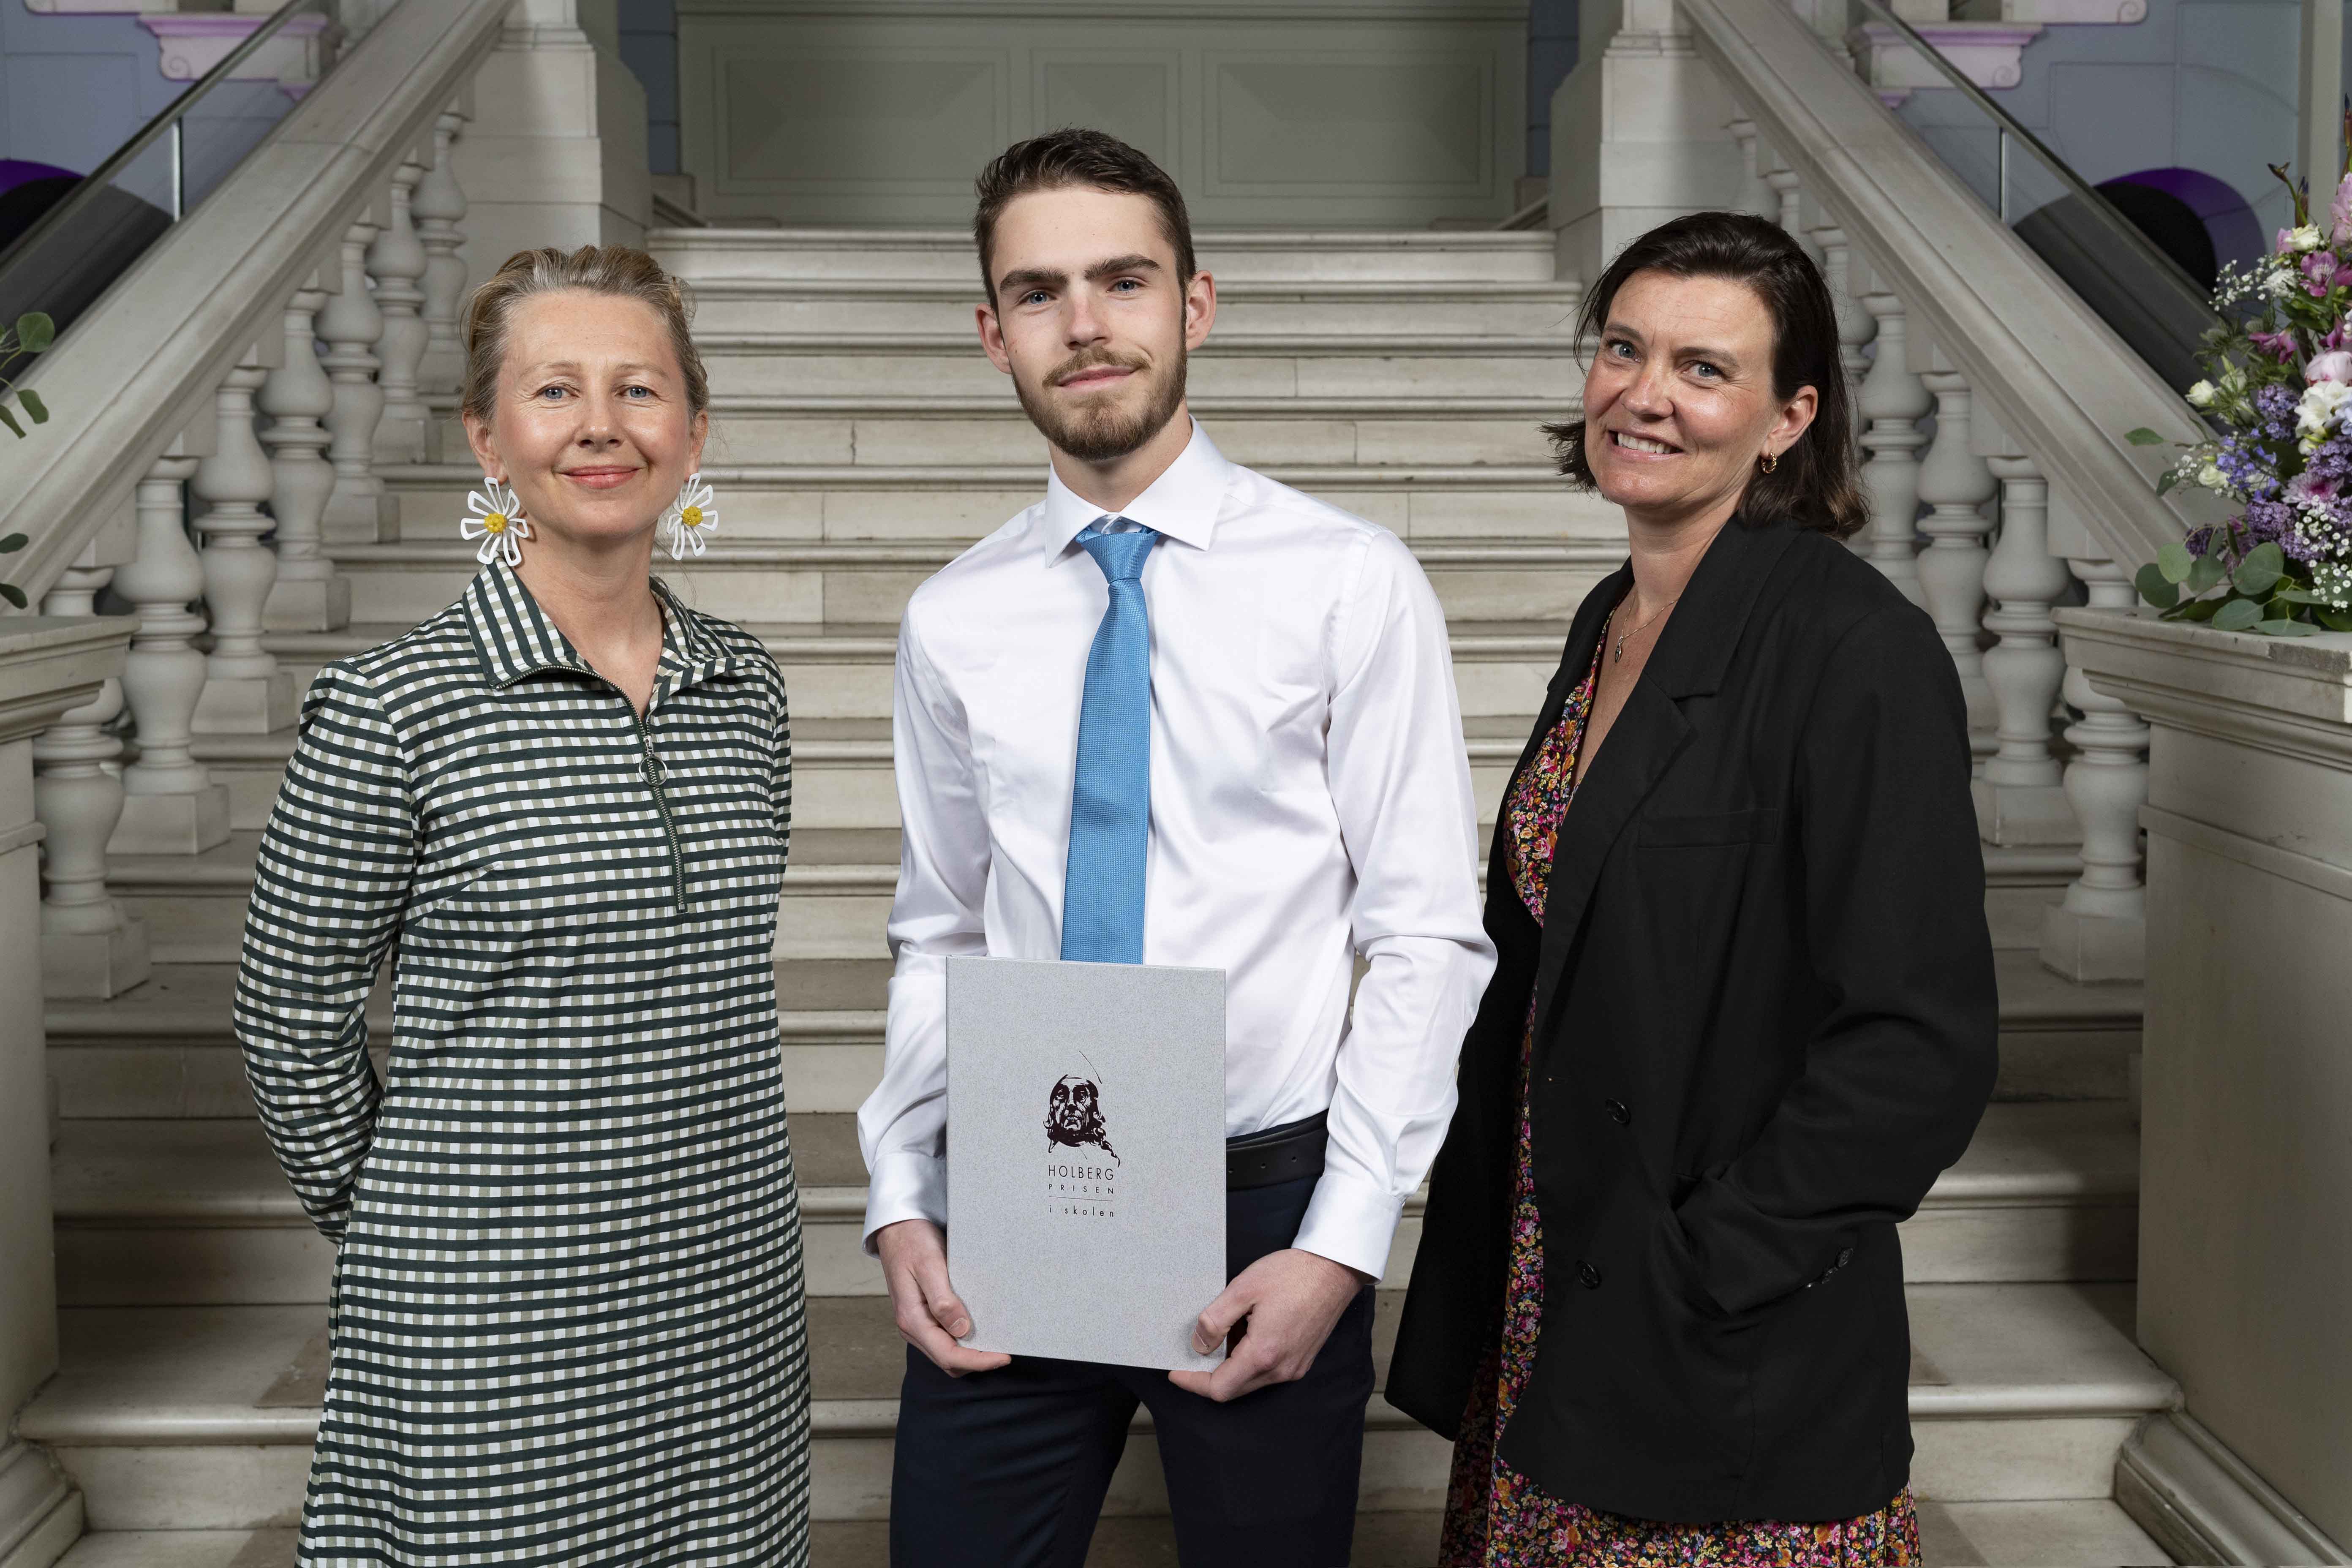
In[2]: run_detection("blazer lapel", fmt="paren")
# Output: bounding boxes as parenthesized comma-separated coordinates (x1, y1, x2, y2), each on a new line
(1525, 515, 1803, 1039)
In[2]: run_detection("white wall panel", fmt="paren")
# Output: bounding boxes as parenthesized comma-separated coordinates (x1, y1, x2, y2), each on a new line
(677, 1, 1527, 226)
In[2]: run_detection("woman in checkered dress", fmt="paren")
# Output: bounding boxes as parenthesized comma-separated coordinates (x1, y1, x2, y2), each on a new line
(235, 246, 809, 1565)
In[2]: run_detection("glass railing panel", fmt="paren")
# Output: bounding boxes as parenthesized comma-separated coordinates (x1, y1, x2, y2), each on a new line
(1848, 0, 2224, 394)
(0, 0, 332, 345)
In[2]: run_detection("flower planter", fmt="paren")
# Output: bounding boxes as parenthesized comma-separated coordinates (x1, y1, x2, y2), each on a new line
(2058, 606, 2352, 1559)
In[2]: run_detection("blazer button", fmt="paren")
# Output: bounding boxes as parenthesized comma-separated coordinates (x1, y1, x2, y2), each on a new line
(1576, 1260, 1602, 1289)
(1605, 1099, 1631, 1126)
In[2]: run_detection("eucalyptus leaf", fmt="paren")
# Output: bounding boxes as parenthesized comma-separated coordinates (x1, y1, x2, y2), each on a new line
(2156, 471, 2180, 496)
(0, 534, 22, 553)
(2276, 585, 2324, 604)
(16, 313, 54, 352)
(2187, 554, 2227, 594)
(2234, 542, 2287, 597)
(0, 404, 24, 439)
(2317, 605, 2352, 632)
(2126, 427, 2166, 446)
(0, 583, 22, 610)
(2135, 563, 2180, 609)
(19, 388, 46, 425)
(2176, 597, 2222, 622)
(2212, 597, 2264, 631)
(2258, 618, 2319, 636)
(2157, 542, 2195, 583)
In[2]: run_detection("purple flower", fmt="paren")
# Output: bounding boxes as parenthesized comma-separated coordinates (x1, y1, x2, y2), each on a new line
(2332, 173, 2352, 242)
(2288, 470, 2340, 502)
(2308, 251, 2345, 295)
(2252, 329, 2301, 362)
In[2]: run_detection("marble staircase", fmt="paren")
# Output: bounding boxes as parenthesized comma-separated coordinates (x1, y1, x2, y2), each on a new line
(40, 231, 2170, 1565)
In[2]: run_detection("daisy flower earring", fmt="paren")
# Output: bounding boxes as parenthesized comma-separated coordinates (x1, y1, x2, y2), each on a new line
(661, 472, 719, 561)
(461, 478, 531, 567)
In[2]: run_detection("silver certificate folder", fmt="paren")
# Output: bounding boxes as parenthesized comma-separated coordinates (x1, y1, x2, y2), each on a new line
(945, 955, 1229, 1372)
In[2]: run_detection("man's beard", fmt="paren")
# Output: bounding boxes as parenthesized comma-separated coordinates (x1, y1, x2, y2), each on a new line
(1013, 343, 1188, 463)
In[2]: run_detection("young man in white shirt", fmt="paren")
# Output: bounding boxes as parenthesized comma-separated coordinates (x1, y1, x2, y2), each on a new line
(859, 128, 1497, 1566)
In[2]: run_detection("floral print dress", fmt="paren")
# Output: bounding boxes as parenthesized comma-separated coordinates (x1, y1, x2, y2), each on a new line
(1438, 645, 1922, 1568)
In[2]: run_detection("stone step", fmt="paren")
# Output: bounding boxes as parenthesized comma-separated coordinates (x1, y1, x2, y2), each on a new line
(46, 944, 2138, 1124)
(17, 1283, 2180, 1533)
(381, 462, 1611, 545)
(182, 711, 1542, 837)
(648, 227, 1562, 286)
(49, 1100, 2138, 1310)
(318, 536, 1604, 637)
(47, 1498, 2178, 1568)
(694, 349, 1579, 405)
(262, 618, 1565, 726)
(426, 398, 1576, 477)
(678, 279, 1584, 340)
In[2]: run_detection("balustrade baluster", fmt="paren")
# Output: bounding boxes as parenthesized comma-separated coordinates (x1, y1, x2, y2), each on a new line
(1856, 284, 1928, 606)
(263, 284, 351, 633)
(191, 360, 294, 736)
(415, 104, 471, 408)
(1810, 226, 1875, 424)
(111, 450, 231, 855)
(370, 161, 431, 466)
(320, 218, 392, 543)
(35, 555, 150, 998)
(1975, 452, 2080, 845)
(1726, 118, 1777, 219)
(2042, 553, 2149, 980)
(1916, 359, 1998, 766)
(1764, 161, 1820, 264)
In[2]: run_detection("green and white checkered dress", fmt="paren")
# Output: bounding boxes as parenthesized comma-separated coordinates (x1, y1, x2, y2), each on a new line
(235, 560, 810, 1565)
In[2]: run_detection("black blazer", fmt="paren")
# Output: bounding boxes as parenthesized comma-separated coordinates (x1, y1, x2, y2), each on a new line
(1388, 514, 1998, 1525)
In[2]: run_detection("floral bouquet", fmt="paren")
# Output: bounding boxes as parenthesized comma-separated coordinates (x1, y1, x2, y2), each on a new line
(2130, 155, 2352, 635)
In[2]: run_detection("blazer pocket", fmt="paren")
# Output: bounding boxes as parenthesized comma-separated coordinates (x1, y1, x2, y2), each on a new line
(1638, 807, 1781, 847)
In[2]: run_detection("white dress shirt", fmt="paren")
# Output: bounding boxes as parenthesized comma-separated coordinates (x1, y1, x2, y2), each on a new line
(858, 424, 1497, 1279)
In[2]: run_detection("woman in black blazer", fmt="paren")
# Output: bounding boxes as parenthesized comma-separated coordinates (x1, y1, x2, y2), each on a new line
(1391, 212, 1998, 1565)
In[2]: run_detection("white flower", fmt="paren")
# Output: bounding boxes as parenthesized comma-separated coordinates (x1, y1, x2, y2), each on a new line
(2197, 463, 2228, 490)
(460, 478, 530, 567)
(2292, 224, 2328, 251)
(2300, 380, 2352, 450)
(2186, 380, 2217, 408)
(660, 472, 719, 560)
(2268, 267, 2301, 299)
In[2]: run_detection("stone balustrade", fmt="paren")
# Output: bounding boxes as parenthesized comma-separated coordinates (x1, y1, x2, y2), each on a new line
(31, 100, 481, 999)
(1723, 126, 2146, 982)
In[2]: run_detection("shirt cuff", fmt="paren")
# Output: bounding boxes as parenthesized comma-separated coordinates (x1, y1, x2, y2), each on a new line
(862, 1148, 947, 1256)
(1289, 1168, 1407, 1282)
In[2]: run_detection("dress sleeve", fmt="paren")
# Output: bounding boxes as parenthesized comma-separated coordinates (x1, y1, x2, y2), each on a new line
(770, 660, 794, 856)
(1675, 604, 1999, 1314)
(234, 661, 418, 1240)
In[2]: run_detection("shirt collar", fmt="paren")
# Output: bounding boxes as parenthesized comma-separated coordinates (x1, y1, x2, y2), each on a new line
(462, 559, 731, 690)
(1039, 420, 1232, 566)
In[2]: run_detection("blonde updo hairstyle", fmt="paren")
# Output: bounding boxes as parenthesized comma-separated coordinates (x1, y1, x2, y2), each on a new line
(460, 245, 710, 427)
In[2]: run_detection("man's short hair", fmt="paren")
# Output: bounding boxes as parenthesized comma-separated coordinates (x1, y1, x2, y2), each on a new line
(973, 129, 1196, 298)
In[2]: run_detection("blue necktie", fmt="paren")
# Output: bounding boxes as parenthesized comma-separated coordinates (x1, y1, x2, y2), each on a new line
(1061, 521, 1160, 964)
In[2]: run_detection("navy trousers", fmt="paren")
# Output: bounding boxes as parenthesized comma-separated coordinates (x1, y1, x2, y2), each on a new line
(888, 1172, 1378, 1567)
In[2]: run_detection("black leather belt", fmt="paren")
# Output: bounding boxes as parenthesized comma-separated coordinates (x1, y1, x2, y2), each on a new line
(1226, 1112, 1328, 1190)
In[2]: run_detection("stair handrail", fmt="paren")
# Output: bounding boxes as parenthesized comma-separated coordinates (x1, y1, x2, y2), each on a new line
(1679, 0, 2208, 570)
(0, 0, 512, 607)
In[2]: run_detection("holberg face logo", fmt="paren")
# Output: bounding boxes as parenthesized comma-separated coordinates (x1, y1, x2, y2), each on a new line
(1044, 1073, 1119, 1218)
(1045, 1075, 1119, 1159)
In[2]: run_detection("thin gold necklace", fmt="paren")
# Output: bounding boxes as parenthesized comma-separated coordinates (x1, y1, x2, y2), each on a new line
(1610, 594, 1679, 663)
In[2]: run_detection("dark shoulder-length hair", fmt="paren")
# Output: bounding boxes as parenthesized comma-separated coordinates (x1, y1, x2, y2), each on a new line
(1544, 211, 1867, 539)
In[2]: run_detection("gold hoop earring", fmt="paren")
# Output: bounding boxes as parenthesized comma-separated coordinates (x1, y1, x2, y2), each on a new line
(1758, 451, 1779, 474)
